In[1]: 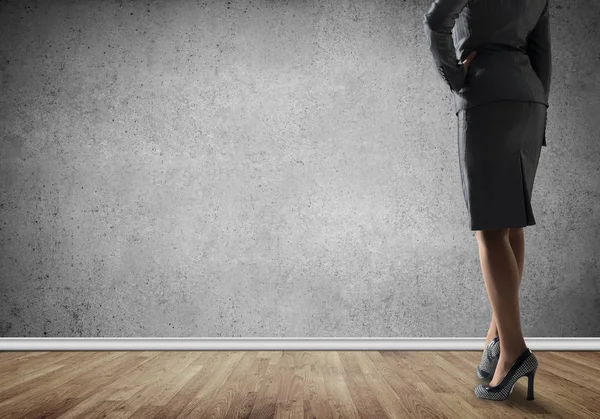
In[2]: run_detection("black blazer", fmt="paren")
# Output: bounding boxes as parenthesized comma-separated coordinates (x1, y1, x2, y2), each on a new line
(423, 0, 552, 146)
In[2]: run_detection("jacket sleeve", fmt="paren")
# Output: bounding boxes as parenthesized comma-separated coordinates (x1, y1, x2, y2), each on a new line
(526, 0, 552, 146)
(423, 0, 469, 93)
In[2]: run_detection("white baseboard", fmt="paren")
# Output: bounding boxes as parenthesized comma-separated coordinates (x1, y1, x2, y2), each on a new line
(1, 337, 599, 351)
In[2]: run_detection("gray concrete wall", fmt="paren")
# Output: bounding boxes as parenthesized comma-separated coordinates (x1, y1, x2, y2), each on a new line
(1, 0, 599, 338)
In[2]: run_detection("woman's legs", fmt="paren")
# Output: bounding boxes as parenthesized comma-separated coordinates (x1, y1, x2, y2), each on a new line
(476, 227, 527, 387)
(484, 227, 525, 346)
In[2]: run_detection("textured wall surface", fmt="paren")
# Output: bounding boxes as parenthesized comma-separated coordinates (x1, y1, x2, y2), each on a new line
(1, 0, 599, 338)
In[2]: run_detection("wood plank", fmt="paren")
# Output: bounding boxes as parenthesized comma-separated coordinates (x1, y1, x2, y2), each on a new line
(338, 351, 388, 419)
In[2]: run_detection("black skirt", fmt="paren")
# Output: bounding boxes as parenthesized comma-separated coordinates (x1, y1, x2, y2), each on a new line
(457, 100, 547, 231)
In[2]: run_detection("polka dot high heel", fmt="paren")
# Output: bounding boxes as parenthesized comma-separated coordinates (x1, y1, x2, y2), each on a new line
(477, 335, 500, 380)
(474, 347, 538, 401)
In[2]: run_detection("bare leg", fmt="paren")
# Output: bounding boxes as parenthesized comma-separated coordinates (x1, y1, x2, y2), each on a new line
(508, 227, 525, 280)
(484, 227, 525, 347)
(476, 228, 527, 387)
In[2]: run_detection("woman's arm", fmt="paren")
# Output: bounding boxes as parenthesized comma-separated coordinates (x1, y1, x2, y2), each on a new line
(526, 0, 551, 146)
(423, 0, 469, 92)
(526, 0, 552, 104)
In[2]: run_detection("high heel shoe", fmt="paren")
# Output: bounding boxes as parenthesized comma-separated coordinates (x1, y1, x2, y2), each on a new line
(477, 335, 500, 379)
(474, 347, 538, 401)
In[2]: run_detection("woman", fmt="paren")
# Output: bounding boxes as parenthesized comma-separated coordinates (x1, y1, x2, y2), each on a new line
(423, 0, 551, 401)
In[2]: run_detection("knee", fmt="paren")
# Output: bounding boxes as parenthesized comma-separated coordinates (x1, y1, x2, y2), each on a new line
(475, 228, 510, 244)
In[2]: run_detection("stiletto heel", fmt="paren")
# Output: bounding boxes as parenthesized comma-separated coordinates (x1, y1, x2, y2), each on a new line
(474, 347, 538, 401)
(526, 370, 535, 400)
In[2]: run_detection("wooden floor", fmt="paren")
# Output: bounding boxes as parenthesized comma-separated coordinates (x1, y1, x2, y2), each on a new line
(0, 351, 599, 418)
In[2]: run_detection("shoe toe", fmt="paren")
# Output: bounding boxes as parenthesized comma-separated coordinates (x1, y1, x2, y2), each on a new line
(474, 384, 489, 399)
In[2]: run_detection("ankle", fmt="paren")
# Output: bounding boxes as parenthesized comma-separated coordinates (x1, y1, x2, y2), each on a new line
(499, 344, 527, 363)
(485, 333, 498, 344)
